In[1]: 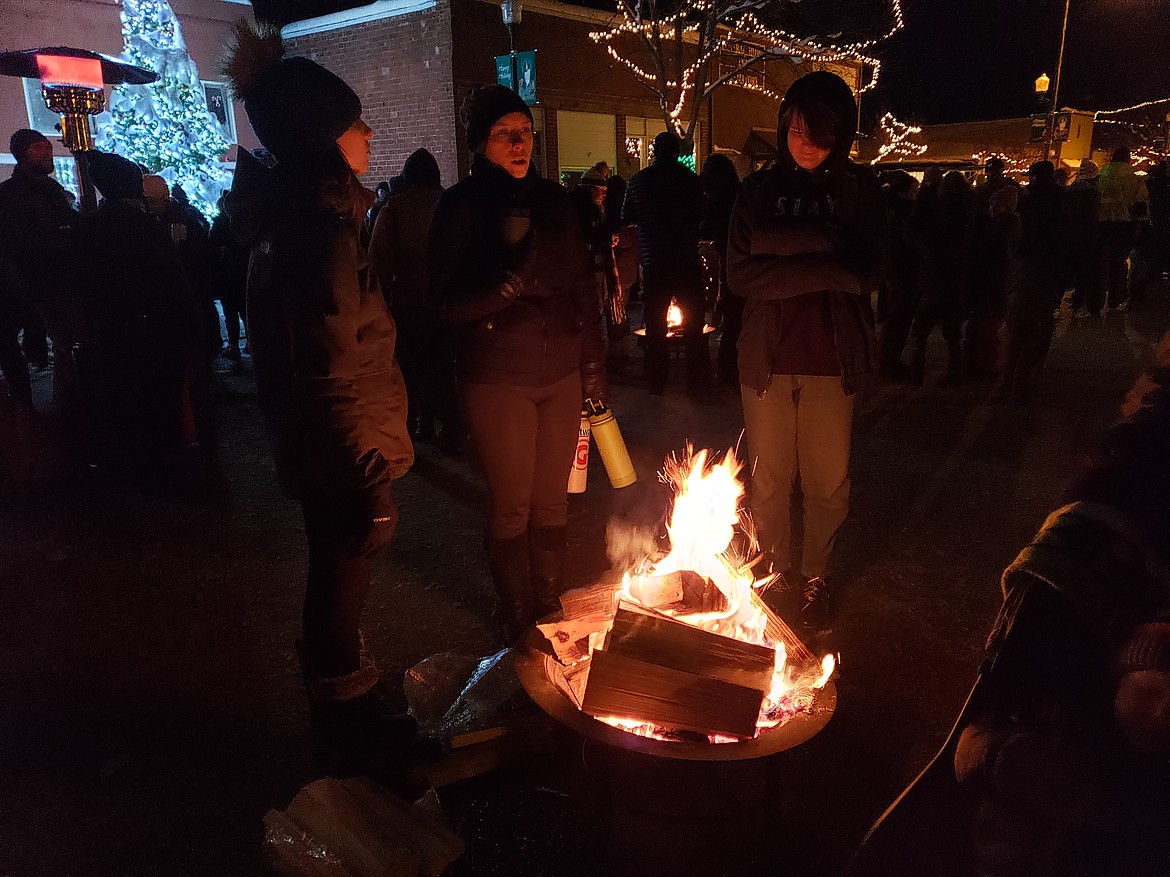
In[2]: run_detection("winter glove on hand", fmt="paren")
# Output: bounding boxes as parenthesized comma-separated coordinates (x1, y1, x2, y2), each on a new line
(580, 360, 608, 406)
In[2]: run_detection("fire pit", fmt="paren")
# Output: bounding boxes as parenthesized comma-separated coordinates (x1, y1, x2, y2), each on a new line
(517, 448, 837, 761)
(634, 299, 717, 343)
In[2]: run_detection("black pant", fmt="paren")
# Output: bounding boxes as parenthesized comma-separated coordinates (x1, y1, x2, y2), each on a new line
(301, 493, 397, 677)
(220, 285, 246, 350)
(1100, 221, 1134, 308)
(878, 280, 921, 371)
(642, 263, 710, 392)
(0, 295, 31, 403)
(392, 306, 460, 439)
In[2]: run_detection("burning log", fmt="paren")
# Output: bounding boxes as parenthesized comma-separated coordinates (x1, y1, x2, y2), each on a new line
(537, 581, 620, 665)
(581, 601, 775, 738)
(558, 581, 619, 620)
(605, 601, 775, 691)
(582, 650, 765, 739)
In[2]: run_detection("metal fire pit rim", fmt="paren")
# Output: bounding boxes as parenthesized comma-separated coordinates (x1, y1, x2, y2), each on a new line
(515, 622, 836, 762)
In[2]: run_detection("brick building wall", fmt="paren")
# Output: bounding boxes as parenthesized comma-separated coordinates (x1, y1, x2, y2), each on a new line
(286, 0, 460, 186)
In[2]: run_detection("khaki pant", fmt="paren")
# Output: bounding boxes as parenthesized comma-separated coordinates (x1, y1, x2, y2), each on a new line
(741, 375, 854, 578)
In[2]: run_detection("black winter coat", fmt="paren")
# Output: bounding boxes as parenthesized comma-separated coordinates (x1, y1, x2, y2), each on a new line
(0, 164, 74, 304)
(228, 150, 412, 510)
(622, 157, 704, 268)
(428, 158, 606, 399)
(726, 159, 884, 394)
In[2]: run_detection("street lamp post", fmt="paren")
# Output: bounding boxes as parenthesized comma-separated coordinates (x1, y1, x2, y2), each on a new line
(1050, 0, 1071, 168)
(1035, 72, 1052, 161)
(500, 0, 522, 90)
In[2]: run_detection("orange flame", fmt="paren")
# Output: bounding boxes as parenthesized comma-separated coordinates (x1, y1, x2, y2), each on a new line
(666, 300, 683, 329)
(601, 447, 835, 741)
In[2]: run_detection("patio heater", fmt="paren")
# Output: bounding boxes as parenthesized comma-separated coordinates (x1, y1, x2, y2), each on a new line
(0, 47, 158, 210)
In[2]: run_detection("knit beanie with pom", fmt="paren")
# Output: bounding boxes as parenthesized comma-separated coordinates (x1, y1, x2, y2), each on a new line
(222, 21, 361, 161)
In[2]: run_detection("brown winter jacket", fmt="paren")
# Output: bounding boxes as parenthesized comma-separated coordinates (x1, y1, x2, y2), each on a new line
(228, 149, 412, 510)
(428, 157, 606, 400)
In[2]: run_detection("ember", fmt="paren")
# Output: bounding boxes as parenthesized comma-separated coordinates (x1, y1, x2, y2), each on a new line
(528, 448, 835, 748)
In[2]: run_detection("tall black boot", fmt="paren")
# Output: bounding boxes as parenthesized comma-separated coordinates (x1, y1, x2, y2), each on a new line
(487, 532, 533, 641)
(530, 524, 567, 620)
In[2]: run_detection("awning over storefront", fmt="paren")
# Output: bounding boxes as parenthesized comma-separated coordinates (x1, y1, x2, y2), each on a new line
(741, 127, 777, 159)
(711, 85, 778, 154)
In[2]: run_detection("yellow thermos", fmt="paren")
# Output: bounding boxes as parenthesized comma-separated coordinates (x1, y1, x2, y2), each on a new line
(585, 398, 637, 488)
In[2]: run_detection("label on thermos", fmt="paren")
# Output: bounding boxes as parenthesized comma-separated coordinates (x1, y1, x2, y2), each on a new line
(568, 415, 590, 493)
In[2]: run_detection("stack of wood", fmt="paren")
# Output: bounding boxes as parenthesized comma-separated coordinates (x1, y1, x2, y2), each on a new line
(264, 776, 463, 877)
(536, 569, 817, 740)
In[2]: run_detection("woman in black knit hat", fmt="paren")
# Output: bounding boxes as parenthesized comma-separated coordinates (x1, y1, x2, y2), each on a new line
(428, 85, 607, 640)
(223, 22, 426, 773)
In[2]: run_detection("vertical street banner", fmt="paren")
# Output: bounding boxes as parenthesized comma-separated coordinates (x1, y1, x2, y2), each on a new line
(495, 51, 538, 105)
(1052, 111, 1071, 142)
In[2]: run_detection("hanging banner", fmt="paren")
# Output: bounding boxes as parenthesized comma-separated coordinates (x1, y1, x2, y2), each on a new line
(494, 51, 538, 105)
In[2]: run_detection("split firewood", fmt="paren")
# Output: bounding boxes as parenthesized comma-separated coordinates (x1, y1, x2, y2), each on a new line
(605, 600, 775, 692)
(626, 571, 685, 607)
(272, 776, 463, 877)
(558, 580, 619, 620)
(749, 590, 814, 665)
(552, 658, 591, 709)
(264, 808, 352, 877)
(536, 616, 611, 665)
(582, 649, 765, 738)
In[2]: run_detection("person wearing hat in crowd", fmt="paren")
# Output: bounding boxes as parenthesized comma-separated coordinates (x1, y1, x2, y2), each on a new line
(996, 160, 1066, 403)
(570, 164, 624, 347)
(427, 84, 606, 641)
(223, 22, 426, 775)
(1066, 159, 1103, 318)
(725, 70, 883, 635)
(72, 150, 201, 484)
(0, 129, 78, 406)
(622, 129, 709, 395)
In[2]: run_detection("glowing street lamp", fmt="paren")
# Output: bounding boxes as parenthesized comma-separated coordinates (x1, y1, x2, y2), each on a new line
(1034, 72, 1051, 96)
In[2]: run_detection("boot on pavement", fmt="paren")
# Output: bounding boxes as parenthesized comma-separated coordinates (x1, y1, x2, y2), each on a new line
(487, 531, 534, 641)
(529, 524, 567, 620)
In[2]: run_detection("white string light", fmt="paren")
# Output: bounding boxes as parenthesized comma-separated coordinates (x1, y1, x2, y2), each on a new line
(870, 112, 926, 164)
(1093, 96, 1170, 118)
(590, 0, 904, 137)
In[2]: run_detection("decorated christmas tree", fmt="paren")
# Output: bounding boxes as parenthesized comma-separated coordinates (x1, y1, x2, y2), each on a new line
(96, 0, 232, 218)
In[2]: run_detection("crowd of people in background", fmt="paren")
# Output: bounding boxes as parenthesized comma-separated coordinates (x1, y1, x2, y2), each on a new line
(876, 147, 1164, 402)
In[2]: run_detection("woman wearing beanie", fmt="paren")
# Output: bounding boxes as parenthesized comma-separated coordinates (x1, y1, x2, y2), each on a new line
(428, 84, 607, 640)
(223, 23, 425, 773)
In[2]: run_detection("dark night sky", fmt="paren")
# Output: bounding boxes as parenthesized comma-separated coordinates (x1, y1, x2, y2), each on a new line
(875, 0, 1170, 122)
(257, 0, 1170, 123)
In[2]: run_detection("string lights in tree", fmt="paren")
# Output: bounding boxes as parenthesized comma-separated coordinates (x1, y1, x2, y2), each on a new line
(96, 0, 232, 218)
(870, 112, 926, 164)
(589, 0, 905, 145)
